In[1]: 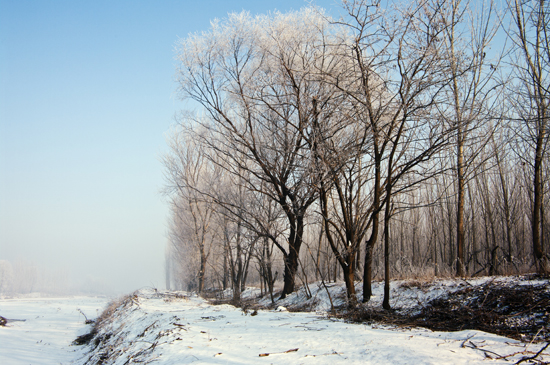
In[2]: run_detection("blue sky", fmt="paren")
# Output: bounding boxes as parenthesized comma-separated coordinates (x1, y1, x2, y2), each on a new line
(0, 0, 339, 293)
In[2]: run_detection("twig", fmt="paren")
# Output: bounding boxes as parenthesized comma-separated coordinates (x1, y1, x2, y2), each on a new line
(464, 341, 503, 359)
(461, 334, 476, 347)
(259, 348, 299, 357)
(526, 327, 544, 352)
(515, 342, 550, 365)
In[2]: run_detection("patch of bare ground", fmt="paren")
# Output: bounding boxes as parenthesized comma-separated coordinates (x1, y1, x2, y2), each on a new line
(340, 276, 550, 343)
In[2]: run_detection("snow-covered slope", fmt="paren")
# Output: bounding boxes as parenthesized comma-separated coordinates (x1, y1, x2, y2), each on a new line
(254, 275, 549, 314)
(76, 283, 549, 364)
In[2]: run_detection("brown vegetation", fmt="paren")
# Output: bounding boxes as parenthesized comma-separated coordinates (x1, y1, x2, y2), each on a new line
(338, 277, 550, 343)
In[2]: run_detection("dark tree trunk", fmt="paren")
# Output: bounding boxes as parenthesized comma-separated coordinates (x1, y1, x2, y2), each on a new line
(457, 134, 466, 277)
(280, 215, 304, 299)
(533, 128, 547, 273)
(343, 264, 357, 305)
(363, 154, 381, 303)
(281, 251, 298, 299)
(382, 184, 392, 311)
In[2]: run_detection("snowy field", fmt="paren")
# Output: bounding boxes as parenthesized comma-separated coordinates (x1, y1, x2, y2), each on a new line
(0, 296, 109, 364)
(1, 277, 548, 364)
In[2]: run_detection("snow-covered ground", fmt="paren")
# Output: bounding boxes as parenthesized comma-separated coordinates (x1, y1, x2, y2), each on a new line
(1, 277, 548, 364)
(0, 296, 109, 364)
(255, 275, 550, 314)
(78, 278, 548, 364)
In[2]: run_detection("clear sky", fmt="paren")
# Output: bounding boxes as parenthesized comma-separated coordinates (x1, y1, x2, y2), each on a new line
(0, 0, 340, 294)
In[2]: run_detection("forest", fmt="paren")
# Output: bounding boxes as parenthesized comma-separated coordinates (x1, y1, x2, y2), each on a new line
(162, 0, 550, 308)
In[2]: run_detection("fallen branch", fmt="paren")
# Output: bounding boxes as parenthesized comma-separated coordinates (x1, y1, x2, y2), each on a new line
(464, 340, 504, 359)
(460, 334, 476, 347)
(259, 348, 299, 357)
(77, 308, 94, 324)
(515, 342, 550, 365)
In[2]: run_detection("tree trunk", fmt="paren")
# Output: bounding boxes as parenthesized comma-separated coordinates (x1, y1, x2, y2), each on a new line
(343, 265, 357, 306)
(456, 134, 466, 276)
(363, 244, 374, 300)
(276, 213, 310, 293)
(281, 251, 298, 298)
(494, 141, 513, 265)
(533, 128, 547, 273)
(198, 250, 206, 294)
(280, 215, 304, 299)
(382, 184, 392, 311)
(363, 154, 381, 302)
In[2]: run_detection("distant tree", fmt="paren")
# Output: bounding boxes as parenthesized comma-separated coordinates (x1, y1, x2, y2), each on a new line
(163, 129, 219, 294)
(0, 260, 14, 294)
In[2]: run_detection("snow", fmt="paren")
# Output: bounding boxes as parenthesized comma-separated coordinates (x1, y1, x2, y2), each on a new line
(256, 275, 549, 315)
(1, 277, 548, 364)
(78, 283, 548, 364)
(0, 296, 109, 364)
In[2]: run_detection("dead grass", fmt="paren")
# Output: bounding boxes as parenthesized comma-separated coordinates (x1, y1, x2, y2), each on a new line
(397, 279, 435, 291)
(73, 292, 139, 347)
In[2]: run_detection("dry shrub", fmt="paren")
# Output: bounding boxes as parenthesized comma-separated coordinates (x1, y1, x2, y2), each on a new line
(398, 279, 433, 290)
(162, 292, 188, 303)
(73, 292, 139, 346)
(335, 306, 406, 327)
(95, 293, 138, 328)
(411, 280, 550, 342)
(338, 278, 550, 343)
(286, 297, 321, 312)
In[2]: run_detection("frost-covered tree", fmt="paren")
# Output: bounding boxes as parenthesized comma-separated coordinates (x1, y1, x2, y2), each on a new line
(174, 9, 344, 298)
(164, 129, 220, 293)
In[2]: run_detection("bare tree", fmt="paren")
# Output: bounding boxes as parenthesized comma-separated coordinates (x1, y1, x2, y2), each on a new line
(161, 1, 549, 307)
(164, 129, 219, 294)
(175, 9, 344, 298)
(435, 0, 502, 277)
(315, 117, 375, 305)
(506, 0, 550, 274)
(338, 0, 455, 306)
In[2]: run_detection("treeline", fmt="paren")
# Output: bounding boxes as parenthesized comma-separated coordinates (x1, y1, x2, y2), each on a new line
(0, 259, 113, 296)
(0, 260, 70, 296)
(163, 0, 549, 307)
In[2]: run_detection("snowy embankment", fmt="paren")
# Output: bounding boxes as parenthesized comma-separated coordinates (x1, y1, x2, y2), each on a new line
(75, 277, 549, 364)
(0, 296, 109, 364)
(0, 277, 547, 364)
